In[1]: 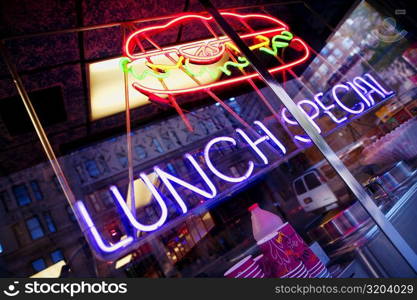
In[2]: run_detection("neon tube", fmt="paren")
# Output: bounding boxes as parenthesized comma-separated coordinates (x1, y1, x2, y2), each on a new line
(332, 83, 365, 114)
(75, 201, 134, 253)
(109, 174, 168, 232)
(235, 129, 270, 164)
(253, 121, 287, 155)
(364, 73, 394, 96)
(154, 154, 217, 213)
(204, 136, 254, 183)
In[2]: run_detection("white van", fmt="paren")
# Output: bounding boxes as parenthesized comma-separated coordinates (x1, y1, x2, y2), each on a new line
(292, 169, 339, 212)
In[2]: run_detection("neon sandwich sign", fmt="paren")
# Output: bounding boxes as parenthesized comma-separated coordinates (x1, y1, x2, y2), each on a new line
(74, 13, 394, 260)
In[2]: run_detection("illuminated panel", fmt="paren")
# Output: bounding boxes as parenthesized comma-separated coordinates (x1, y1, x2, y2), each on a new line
(30, 261, 67, 278)
(88, 55, 227, 120)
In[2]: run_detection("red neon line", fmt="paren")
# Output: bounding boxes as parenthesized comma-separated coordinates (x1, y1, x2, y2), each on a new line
(133, 32, 194, 132)
(124, 12, 288, 59)
(132, 38, 310, 95)
(128, 28, 285, 61)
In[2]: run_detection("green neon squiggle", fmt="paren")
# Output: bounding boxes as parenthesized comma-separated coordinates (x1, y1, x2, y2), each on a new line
(259, 31, 293, 56)
(120, 57, 169, 80)
(120, 31, 293, 81)
(218, 56, 250, 76)
(183, 59, 220, 80)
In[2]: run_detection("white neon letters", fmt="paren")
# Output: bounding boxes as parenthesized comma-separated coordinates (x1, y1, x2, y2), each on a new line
(75, 201, 134, 253)
(204, 136, 255, 182)
(332, 83, 365, 114)
(109, 173, 168, 232)
(154, 153, 217, 213)
(281, 74, 393, 143)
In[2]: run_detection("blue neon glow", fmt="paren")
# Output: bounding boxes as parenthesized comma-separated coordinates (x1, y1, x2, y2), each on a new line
(75, 201, 134, 253)
(204, 136, 255, 183)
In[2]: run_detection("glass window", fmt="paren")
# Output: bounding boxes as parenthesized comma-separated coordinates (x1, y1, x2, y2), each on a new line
(30, 180, 43, 201)
(117, 153, 128, 168)
(327, 54, 336, 65)
(0, 242, 3, 254)
(88, 194, 101, 212)
(85, 160, 101, 178)
(294, 179, 307, 195)
(304, 173, 322, 190)
(152, 138, 164, 153)
(100, 189, 114, 207)
(333, 48, 343, 58)
(31, 258, 46, 272)
(342, 38, 354, 49)
(43, 212, 56, 233)
(134, 145, 147, 159)
(12, 184, 31, 206)
(26, 217, 44, 240)
(50, 249, 64, 263)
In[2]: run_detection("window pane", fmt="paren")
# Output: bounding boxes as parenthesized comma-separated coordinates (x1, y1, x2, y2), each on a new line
(30, 180, 43, 201)
(294, 179, 307, 195)
(26, 217, 44, 240)
(12, 185, 31, 206)
(50, 249, 64, 263)
(31, 258, 46, 272)
(304, 173, 322, 190)
(85, 160, 101, 178)
(44, 212, 56, 233)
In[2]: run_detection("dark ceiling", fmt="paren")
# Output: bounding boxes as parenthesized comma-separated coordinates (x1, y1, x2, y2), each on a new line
(0, 0, 360, 175)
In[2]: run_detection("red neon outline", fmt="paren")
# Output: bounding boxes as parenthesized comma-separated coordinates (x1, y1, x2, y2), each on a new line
(126, 27, 285, 63)
(124, 12, 288, 60)
(131, 38, 310, 95)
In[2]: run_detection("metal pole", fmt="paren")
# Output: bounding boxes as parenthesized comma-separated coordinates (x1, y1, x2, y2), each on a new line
(198, 0, 417, 273)
(0, 42, 77, 207)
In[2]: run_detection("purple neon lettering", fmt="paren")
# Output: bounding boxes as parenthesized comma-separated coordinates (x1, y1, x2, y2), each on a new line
(109, 173, 169, 232)
(204, 136, 254, 183)
(75, 201, 134, 253)
(154, 153, 217, 212)
(332, 83, 365, 114)
(314, 93, 347, 124)
(364, 73, 394, 96)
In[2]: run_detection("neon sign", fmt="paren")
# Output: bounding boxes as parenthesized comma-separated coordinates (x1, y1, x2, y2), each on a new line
(120, 12, 310, 95)
(77, 11, 395, 259)
(280, 73, 394, 143)
(74, 71, 394, 260)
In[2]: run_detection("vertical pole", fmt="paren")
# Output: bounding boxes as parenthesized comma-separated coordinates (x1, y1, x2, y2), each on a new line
(198, 0, 417, 273)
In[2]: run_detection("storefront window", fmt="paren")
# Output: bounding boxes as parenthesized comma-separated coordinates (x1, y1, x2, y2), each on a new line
(1, 0, 416, 279)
